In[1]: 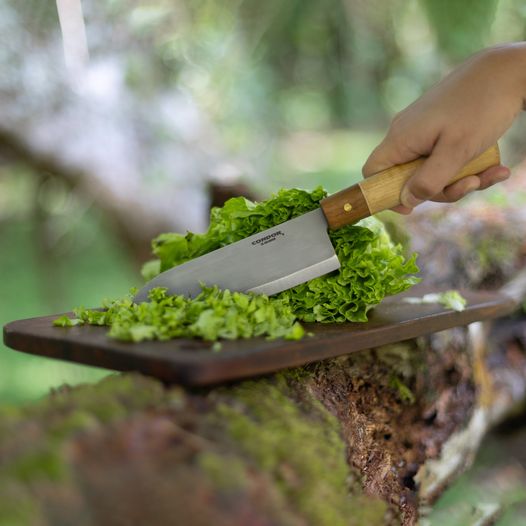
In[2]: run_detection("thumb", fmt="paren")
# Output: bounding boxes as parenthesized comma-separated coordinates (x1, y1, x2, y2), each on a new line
(401, 138, 470, 208)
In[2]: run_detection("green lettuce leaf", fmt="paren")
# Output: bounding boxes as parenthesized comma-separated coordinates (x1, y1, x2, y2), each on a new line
(64, 286, 303, 342)
(56, 186, 419, 343)
(402, 290, 467, 312)
(146, 187, 328, 274)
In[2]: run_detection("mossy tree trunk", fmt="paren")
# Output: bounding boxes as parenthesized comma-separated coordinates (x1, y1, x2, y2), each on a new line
(2, 191, 526, 526)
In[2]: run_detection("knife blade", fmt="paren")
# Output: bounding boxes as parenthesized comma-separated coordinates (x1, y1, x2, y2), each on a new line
(134, 208, 339, 302)
(135, 144, 500, 302)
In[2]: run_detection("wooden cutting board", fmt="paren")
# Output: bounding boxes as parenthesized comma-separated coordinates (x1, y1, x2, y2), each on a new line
(3, 286, 517, 386)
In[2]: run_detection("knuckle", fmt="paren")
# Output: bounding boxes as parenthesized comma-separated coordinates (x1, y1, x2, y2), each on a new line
(387, 120, 403, 140)
(386, 130, 409, 156)
(392, 132, 407, 152)
(441, 133, 473, 159)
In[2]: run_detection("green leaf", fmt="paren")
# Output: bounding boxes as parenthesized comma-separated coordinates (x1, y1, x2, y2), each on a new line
(77, 286, 303, 343)
(141, 259, 161, 281)
(53, 315, 83, 327)
(403, 290, 467, 312)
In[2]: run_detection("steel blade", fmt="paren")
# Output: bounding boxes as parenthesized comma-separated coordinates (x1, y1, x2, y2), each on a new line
(134, 208, 339, 302)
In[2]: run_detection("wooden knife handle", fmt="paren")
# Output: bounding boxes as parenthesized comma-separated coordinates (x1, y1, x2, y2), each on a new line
(320, 144, 501, 229)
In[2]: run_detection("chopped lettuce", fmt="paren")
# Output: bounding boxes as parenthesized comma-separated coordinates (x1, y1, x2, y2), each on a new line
(53, 315, 83, 327)
(55, 187, 419, 343)
(402, 290, 467, 312)
(55, 286, 304, 342)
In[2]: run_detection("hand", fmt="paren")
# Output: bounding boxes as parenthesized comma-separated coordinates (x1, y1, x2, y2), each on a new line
(362, 44, 526, 213)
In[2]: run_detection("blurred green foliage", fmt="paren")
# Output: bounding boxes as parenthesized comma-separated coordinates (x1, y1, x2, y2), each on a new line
(421, 0, 500, 59)
(0, 167, 137, 403)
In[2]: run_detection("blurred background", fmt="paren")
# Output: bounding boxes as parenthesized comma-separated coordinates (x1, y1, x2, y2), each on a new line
(1, 0, 526, 391)
(1, 1, 526, 522)
(2, 0, 526, 399)
(4, 0, 526, 402)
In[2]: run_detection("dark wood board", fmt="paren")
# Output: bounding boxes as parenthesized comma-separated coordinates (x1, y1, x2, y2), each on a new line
(3, 287, 517, 386)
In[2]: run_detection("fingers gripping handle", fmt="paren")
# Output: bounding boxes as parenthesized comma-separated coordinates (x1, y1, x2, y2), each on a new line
(320, 144, 501, 229)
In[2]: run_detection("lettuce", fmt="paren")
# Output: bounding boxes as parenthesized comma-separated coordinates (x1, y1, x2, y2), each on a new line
(55, 287, 304, 342)
(402, 290, 467, 312)
(55, 187, 419, 342)
(147, 187, 329, 275)
(146, 187, 419, 323)
(279, 217, 419, 322)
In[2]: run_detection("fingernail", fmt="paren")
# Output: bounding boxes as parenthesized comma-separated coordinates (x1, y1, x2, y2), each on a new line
(401, 187, 424, 208)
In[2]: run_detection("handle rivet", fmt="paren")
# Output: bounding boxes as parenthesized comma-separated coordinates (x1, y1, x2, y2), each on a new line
(343, 203, 353, 212)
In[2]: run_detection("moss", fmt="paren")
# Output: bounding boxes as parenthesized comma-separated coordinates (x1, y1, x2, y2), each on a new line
(48, 411, 100, 440)
(0, 488, 40, 526)
(375, 342, 423, 381)
(0, 372, 388, 524)
(389, 375, 416, 405)
(276, 366, 314, 385)
(7, 449, 68, 484)
(43, 374, 174, 421)
(214, 375, 386, 526)
(197, 451, 248, 492)
(0, 373, 184, 519)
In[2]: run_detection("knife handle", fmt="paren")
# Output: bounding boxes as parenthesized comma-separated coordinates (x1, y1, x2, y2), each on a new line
(320, 143, 501, 229)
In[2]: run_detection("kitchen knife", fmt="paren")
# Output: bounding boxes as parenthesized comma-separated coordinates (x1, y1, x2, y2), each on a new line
(134, 144, 500, 302)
